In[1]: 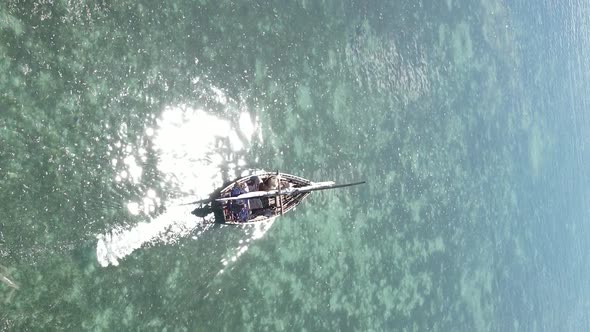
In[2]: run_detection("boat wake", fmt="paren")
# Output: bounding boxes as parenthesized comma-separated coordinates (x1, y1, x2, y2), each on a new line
(95, 204, 213, 267)
(95, 203, 276, 269)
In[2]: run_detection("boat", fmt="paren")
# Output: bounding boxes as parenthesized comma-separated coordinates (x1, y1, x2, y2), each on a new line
(190, 172, 364, 224)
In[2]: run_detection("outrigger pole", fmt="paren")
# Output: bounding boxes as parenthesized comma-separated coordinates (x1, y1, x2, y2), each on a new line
(215, 181, 366, 203)
(179, 198, 213, 206)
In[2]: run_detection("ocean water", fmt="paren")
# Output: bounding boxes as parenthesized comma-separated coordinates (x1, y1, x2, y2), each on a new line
(1, 0, 590, 330)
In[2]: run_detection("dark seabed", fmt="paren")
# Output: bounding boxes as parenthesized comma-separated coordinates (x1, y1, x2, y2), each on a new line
(1, 0, 590, 330)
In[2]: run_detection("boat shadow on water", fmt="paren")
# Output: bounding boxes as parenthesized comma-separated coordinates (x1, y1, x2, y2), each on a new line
(190, 203, 225, 223)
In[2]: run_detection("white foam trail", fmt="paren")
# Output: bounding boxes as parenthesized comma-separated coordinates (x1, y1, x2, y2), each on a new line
(96, 205, 212, 267)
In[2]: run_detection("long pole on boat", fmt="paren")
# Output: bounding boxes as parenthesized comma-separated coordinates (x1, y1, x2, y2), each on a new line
(215, 180, 366, 202)
(304, 181, 366, 192)
(179, 198, 212, 206)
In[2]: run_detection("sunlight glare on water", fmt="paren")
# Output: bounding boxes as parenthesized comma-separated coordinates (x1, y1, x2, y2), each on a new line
(96, 104, 260, 267)
(153, 104, 248, 196)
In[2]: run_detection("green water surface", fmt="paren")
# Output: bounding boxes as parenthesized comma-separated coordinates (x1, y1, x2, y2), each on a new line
(1, 0, 589, 330)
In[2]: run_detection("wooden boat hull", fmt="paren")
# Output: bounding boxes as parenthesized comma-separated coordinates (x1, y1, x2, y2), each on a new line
(189, 172, 363, 225)
(219, 172, 312, 225)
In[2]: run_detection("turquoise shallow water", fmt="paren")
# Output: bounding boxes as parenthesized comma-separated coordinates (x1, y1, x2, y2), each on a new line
(1, 0, 590, 330)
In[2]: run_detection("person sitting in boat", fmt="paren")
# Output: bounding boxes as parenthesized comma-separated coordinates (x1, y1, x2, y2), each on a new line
(231, 183, 245, 196)
(230, 184, 249, 222)
(259, 176, 278, 191)
(246, 176, 264, 211)
(236, 204, 249, 222)
(247, 176, 262, 191)
(258, 175, 292, 191)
